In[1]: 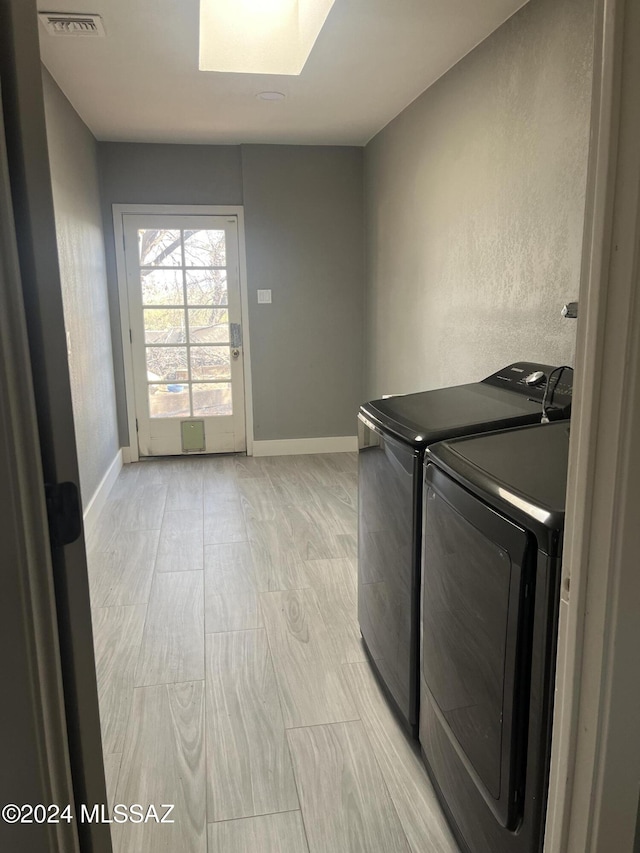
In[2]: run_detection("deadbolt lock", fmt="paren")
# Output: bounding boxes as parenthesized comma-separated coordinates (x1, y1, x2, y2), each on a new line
(231, 348, 240, 359)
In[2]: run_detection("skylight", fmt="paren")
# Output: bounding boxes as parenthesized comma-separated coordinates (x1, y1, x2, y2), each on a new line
(199, 0, 336, 75)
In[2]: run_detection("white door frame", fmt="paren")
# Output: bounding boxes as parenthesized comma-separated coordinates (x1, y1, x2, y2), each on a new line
(545, 0, 640, 850)
(113, 204, 254, 462)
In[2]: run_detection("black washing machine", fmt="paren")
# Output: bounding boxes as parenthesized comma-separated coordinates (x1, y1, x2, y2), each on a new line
(357, 363, 573, 735)
(420, 421, 571, 853)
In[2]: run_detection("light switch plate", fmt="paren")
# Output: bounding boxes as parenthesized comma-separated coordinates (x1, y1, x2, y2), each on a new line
(257, 289, 272, 304)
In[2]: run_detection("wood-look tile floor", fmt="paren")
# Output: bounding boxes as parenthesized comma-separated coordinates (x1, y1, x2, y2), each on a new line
(87, 452, 458, 853)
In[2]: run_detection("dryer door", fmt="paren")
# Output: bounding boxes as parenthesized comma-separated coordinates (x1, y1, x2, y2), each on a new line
(421, 463, 534, 830)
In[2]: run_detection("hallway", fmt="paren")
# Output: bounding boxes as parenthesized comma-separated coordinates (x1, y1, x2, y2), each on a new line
(86, 453, 457, 852)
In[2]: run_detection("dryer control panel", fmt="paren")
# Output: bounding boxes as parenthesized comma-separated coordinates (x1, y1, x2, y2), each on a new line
(482, 362, 573, 415)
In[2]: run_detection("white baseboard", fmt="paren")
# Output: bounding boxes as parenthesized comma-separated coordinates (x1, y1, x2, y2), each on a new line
(252, 436, 357, 457)
(83, 449, 123, 539)
(121, 446, 132, 464)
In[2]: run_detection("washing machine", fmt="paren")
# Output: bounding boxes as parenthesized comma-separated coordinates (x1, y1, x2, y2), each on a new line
(420, 420, 571, 853)
(357, 363, 573, 735)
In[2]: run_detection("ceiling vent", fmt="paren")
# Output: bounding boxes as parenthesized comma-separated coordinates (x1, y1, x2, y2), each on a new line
(38, 12, 105, 37)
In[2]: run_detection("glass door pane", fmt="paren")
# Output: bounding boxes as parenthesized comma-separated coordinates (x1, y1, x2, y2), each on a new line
(143, 309, 187, 344)
(137, 227, 234, 420)
(188, 308, 229, 343)
(193, 383, 232, 417)
(190, 346, 231, 380)
(148, 385, 190, 418)
(183, 229, 226, 266)
(138, 229, 182, 266)
(141, 269, 184, 305)
(185, 270, 228, 305)
(145, 347, 188, 381)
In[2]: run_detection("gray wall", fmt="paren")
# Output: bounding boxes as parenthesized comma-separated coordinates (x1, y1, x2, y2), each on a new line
(97, 142, 364, 444)
(364, 0, 594, 398)
(43, 69, 119, 507)
(242, 145, 364, 440)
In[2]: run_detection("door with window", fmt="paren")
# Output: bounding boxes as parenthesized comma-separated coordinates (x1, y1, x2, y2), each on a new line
(123, 214, 246, 456)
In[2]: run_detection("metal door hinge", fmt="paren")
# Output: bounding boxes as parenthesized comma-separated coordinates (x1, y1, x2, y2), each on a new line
(136, 418, 139, 432)
(129, 328, 132, 343)
(45, 482, 82, 547)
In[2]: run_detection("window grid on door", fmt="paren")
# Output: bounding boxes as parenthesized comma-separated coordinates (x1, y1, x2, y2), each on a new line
(138, 228, 233, 418)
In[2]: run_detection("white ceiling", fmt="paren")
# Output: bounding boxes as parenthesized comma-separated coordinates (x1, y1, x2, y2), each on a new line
(37, 0, 528, 146)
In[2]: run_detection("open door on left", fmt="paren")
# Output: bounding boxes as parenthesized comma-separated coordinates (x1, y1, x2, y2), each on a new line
(0, 2, 111, 851)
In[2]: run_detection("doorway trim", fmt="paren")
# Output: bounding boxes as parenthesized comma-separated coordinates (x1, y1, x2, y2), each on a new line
(113, 204, 254, 462)
(544, 0, 640, 850)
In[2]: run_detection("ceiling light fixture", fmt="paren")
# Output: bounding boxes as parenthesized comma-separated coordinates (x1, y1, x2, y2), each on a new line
(256, 91, 286, 100)
(199, 0, 336, 75)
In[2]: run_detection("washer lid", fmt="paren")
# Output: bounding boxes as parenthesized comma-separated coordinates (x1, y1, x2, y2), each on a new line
(361, 382, 543, 448)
